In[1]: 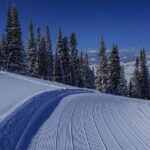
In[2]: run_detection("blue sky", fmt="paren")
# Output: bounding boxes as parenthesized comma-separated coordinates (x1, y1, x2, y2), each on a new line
(0, 0, 150, 51)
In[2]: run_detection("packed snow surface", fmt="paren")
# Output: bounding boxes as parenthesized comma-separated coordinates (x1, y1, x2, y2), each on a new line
(1, 71, 150, 150)
(27, 94, 150, 150)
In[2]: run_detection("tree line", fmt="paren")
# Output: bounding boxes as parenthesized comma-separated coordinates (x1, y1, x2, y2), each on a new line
(0, 3, 149, 100)
(0, 3, 95, 89)
(96, 37, 150, 99)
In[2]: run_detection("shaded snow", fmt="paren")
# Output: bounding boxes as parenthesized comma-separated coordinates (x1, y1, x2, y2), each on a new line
(0, 71, 73, 121)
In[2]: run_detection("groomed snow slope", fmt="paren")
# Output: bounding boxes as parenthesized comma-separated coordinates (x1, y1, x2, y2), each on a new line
(1, 72, 150, 150)
(27, 93, 150, 150)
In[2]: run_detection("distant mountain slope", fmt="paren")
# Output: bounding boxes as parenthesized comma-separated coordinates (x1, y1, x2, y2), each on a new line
(88, 50, 150, 82)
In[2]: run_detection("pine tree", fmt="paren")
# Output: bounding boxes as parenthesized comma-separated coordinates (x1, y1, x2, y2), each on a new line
(53, 50, 63, 83)
(130, 57, 142, 98)
(7, 5, 27, 74)
(45, 25, 53, 80)
(128, 79, 133, 97)
(53, 27, 64, 82)
(38, 37, 47, 79)
(95, 37, 108, 92)
(78, 51, 84, 88)
(107, 45, 121, 95)
(37, 27, 41, 53)
(70, 32, 79, 86)
(79, 52, 95, 89)
(5, 1, 12, 71)
(0, 35, 7, 69)
(118, 66, 128, 96)
(85, 53, 95, 89)
(82, 53, 89, 88)
(36, 26, 41, 72)
(90, 67, 95, 89)
(139, 49, 150, 99)
(27, 20, 38, 77)
(61, 37, 70, 84)
(37, 27, 41, 45)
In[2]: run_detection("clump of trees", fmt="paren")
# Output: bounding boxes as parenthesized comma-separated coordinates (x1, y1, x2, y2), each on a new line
(0, 2, 95, 89)
(95, 37, 150, 99)
(0, 2, 149, 100)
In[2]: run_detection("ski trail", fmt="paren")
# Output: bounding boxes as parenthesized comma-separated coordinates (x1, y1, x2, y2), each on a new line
(16, 90, 73, 150)
(27, 94, 72, 150)
(106, 101, 136, 150)
(116, 102, 150, 149)
(55, 96, 80, 150)
(111, 102, 148, 150)
(83, 96, 106, 150)
(93, 97, 121, 150)
(92, 99, 107, 150)
(71, 97, 90, 150)
(27, 91, 92, 150)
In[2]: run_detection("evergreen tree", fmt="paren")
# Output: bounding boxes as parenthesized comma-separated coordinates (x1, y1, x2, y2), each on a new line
(90, 67, 96, 88)
(107, 45, 121, 95)
(27, 20, 38, 77)
(86, 53, 95, 89)
(79, 52, 95, 89)
(128, 79, 133, 97)
(78, 51, 84, 88)
(36, 26, 41, 73)
(5, 1, 12, 70)
(118, 66, 128, 96)
(95, 37, 108, 92)
(139, 49, 150, 99)
(45, 25, 53, 80)
(61, 37, 70, 84)
(82, 53, 89, 88)
(37, 27, 41, 45)
(53, 27, 64, 82)
(53, 50, 63, 83)
(7, 5, 27, 74)
(38, 37, 47, 79)
(0, 35, 7, 69)
(70, 32, 79, 86)
(130, 57, 142, 98)
(37, 27, 41, 54)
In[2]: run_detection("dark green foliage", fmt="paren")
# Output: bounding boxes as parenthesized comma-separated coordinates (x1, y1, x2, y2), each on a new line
(53, 50, 64, 83)
(38, 37, 48, 79)
(95, 37, 108, 92)
(5, 1, 12, 69)
(45, 25, 53, 80)
(61, 37, 70, 84)
(130, 57, 142, 98)
(27, 20, 38, 76)
(118, 66, 128, 96)
(6, 5, 27, 74)
(53, 27, 64, 83)
(107, 45, 121, 95)
(0, 35, 7, 69)
(139, 49, 150, 99)
(70, 32, 80, 86)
